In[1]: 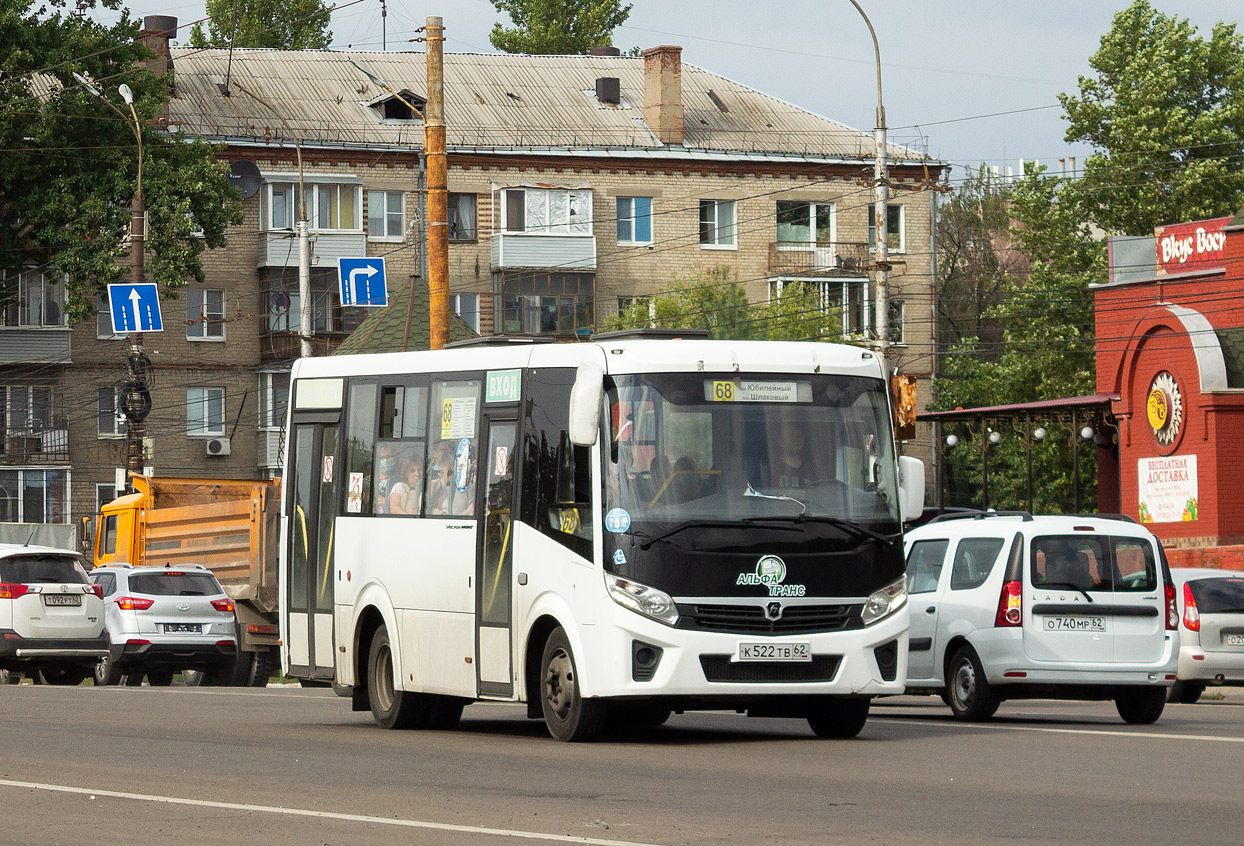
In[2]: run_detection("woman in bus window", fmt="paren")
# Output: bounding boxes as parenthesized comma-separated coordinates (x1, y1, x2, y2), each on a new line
(388, 457, 423, 516)
(426, 440, 455, 515)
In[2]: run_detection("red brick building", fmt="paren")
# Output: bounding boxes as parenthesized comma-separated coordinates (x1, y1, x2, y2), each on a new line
(1098, 208, 1244, 567)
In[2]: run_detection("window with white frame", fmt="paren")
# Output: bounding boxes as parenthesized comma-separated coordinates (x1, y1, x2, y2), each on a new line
(96, 295, 125, 339)
(699, 199, 737, 247)
(500, 188, 592, 235)
(868, 205, 904, 252)
(367, 190, 405, 239)
(768, 278, 870, 338)
(776, 201, 834, 245)
(0, 468, 69, 523)
(3, 385, 55, 432)
(1, 270, 65, 327)
(616, 197, 653, 245)
(186, 387, 225, 437)
(96, 482, 119, 513)
(258, 371, 290, 430)
(264, 181, 362, 232)
(97, 387, 127, 437)
(889, 300, 905, 345)
(448, 193, 477, 241)
(186, 289, 225, 340)
(450, 293, 479, 332)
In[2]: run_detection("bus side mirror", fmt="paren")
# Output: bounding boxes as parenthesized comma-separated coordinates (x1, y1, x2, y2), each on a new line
(897, 456, 925, 523)
(568, 361, 604, 447)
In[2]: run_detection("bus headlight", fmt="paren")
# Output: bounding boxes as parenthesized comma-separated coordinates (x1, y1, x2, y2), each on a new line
(861, 577, 907, 626)
(605, 572, 679, 626)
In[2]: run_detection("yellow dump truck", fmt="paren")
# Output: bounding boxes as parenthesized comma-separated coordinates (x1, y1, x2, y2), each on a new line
(94, 474, 281, 686)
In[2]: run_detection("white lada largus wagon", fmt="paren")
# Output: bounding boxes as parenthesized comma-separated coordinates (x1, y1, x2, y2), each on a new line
(903, 512, 1179, 724)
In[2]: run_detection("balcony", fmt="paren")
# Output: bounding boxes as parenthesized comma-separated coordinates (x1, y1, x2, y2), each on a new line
(768, 241, 868, 278)
(261, 231, 367, 269)
(492, 233, 596, 271)
(2, 423, 69, 464)
(0, 327, 71, 365)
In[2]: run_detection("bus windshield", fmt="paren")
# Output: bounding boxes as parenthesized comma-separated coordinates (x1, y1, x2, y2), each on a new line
(604, 372, 900, 531)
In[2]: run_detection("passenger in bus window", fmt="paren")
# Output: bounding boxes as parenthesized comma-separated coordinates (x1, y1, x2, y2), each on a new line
(388, 456, 424, 515)
(426, 440, 456, 515)
(374, 442, 396, 514)
(772, 419, 816, 489)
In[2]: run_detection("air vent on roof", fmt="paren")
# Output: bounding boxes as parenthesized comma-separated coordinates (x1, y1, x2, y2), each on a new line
(596, 77, 620, 105)
(706, 89, 729, 114)
(591, 328, 711, 341)
(444, 335, 556, 349)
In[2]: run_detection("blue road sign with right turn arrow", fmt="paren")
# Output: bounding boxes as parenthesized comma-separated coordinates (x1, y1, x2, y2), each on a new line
(107, 283, 164, 333)
(338, 257, 388, 307)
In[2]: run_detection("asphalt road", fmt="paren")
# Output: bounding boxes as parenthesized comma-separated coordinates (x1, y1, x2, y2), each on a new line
(3, 685, 1243, 846)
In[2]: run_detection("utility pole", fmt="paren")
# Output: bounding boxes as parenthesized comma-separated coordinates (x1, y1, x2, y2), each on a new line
(425, 16, 449, 350)
(119, 83, 149, 482)
(849, 1, 889, 360)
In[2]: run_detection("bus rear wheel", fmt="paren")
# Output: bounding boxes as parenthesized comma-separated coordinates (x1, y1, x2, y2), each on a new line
(540, 627, 605, 742)
(367, 625, 431, 730)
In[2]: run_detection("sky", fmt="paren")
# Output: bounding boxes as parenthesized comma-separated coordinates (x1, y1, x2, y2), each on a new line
(91, 0, 1242, 181)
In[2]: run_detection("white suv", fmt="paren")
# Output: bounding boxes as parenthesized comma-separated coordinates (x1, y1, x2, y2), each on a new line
(904, 513, 1179, 724)
(0, 544, 107, 684)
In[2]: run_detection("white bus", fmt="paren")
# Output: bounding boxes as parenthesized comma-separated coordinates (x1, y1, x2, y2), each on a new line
(280, 332, 924, 741)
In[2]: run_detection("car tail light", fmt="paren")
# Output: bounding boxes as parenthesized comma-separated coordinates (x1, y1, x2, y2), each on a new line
(211, 598, 235, 613)
(1182, 582, 1200, 631)
(126, 639, 151, 646)
(995, 580, 1023, 627)
(0, 582, 30, 599)
(216, 639, 236, 647)
(86, 584, 104, 599)
(115, 596, 154, 611)
(1166, 583, 1179, 631)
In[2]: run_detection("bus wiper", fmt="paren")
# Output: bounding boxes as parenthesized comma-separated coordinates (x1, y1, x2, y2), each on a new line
(1039, 582, 1094, 603)
(741, 514, 897, 546)
(638, 519, 798, 550)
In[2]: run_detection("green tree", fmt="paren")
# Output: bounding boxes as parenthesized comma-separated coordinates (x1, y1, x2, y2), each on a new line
(188, 0, 332, 49)
(609, 268, 843, 342)
(489, 0, 631, 54)
(1, 0, 242, 320)
(1060, 1, 1244, 234)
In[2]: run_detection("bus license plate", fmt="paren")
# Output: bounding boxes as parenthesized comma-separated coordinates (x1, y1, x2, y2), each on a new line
(1043, 616, 1106, 632)
(43, 594, 81, 607)
(737, 642, 811, 662)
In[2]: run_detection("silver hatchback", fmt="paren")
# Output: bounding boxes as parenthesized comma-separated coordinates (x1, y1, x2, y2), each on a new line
(90, 564, 238, 686)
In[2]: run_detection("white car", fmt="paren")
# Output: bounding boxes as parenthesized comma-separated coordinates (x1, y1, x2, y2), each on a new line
(1168, 567, 1244, 703)
(904, 513, 1179, 724)
(0, 544, 107, 684)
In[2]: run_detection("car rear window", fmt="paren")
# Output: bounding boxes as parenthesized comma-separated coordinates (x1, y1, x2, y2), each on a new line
(1031, 535, 1156, 592)
(128, 573, 221, 596)
(1188, 577, 1244, 614)
(0, 555, 89, 584)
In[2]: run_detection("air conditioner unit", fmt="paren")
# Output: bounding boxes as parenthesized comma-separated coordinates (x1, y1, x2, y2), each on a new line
(205, 437, 232, 457)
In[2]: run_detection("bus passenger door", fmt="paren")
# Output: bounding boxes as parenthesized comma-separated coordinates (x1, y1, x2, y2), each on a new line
(287, 419, 340, 681)
(476, 416, 516, 697)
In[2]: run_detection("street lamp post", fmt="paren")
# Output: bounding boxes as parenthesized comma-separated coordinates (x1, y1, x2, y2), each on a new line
(847, 1, 890, 359)
(74, 73, 150, 482)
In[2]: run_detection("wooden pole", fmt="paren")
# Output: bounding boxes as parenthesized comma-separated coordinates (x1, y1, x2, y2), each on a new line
(425, 16, 449, 350)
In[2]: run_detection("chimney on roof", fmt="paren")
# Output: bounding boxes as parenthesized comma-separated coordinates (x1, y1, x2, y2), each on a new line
(141, 15, 178, 82)
(588, 46, 622, 57)
(642, 45, 683, 146)
(596, 77, 620, 105)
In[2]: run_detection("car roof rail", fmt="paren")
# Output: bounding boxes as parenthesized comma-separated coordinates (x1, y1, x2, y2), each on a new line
(925, 508, 1034, 524)
(1063, 513, 1138, 524)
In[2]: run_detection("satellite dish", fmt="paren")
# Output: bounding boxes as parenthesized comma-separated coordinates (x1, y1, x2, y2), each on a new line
(228, 159, 262, 199)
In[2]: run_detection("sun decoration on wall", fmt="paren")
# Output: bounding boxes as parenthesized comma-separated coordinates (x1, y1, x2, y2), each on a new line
(1146, 371, 1183, 446)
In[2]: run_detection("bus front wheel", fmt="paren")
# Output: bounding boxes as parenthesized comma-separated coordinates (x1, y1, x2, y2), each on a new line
(540, 628, 606, 742)
(367, 625, 431, 730)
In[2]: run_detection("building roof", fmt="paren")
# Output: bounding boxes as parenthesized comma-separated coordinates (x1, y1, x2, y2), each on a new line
(168, 48, 930, 163)
(332, 280, 475, 355)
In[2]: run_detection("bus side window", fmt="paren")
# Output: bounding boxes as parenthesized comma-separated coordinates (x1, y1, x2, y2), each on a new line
(522, 368, 593, 558)
(345, 381, 378, 515)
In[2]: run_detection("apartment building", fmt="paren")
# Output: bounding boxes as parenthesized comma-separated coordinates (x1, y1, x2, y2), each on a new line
(8, 16, 946, 542)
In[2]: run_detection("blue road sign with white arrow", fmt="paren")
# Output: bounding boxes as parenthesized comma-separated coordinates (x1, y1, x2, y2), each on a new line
(338, 257, 388, 307)
(107, 283, 164, 333)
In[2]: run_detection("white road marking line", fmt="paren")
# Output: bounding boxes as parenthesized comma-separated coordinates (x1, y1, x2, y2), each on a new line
(871, 717, 1244, 743)
(0, 779, 659, 846)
